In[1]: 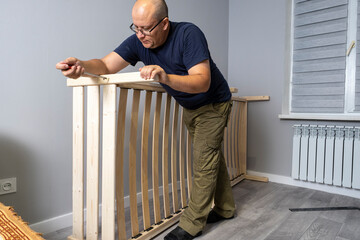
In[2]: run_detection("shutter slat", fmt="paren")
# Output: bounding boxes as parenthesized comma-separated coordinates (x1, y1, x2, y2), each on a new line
(295, 18, 347, 38)
(293, 57, 346, 73)
(295, 5, 347, 27)
(293, 70, 345, 84)
(295, 0, 347, 15)
(293, 45, 346, 61)
(294, 32, 346, 50)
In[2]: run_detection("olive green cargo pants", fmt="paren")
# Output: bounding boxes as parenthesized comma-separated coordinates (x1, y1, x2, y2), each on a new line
(178, 101, 236, 236)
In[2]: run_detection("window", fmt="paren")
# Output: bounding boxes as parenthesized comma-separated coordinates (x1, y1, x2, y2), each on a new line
(281, 0, 360, 121)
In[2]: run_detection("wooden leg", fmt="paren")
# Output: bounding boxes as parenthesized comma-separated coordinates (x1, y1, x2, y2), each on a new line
(101, 85, 117, 240)
(86, 86, 100, 240)
(71, 87, 84, 240)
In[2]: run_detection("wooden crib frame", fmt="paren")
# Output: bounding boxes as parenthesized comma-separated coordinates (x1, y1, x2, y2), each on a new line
(66, 72, 269, 240)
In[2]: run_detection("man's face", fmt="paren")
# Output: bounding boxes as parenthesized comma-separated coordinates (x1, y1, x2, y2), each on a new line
(132, 7, 167, 49)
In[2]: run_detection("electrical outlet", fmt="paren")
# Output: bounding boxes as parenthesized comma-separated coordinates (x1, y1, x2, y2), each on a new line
(0, 178, 17, 195)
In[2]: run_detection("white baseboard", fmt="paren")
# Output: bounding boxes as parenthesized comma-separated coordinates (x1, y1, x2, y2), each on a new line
(29, 182, 174, 235)
(247, 170, 360, 199)
(31, 171, 360, 235)
(30, 212, 73, 235)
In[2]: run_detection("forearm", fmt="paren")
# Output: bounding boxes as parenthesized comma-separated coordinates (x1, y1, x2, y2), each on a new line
(166, 74, 210, 94)
(80, 59, 110, 75)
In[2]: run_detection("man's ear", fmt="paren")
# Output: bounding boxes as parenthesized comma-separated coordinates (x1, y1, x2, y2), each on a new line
(162, 18, 169, 30)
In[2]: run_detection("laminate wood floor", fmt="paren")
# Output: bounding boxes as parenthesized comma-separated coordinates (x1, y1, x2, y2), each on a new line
(43, 180, 360, 240)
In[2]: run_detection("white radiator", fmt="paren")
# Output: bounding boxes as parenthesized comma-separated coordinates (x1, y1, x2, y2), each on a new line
(292, 125, 360, 189)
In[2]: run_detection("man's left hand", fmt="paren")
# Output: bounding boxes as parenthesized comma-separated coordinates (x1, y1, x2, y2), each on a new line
(139, 65, 169, 83)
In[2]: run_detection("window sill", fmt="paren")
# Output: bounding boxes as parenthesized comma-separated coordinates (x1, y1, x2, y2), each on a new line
(279, 113, 360, 122)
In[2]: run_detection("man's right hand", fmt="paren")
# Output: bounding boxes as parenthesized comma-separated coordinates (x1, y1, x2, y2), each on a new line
(55, 57, 85, 79)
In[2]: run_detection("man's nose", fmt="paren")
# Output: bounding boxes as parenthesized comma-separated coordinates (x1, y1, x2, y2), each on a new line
(137, 30, 146, 38)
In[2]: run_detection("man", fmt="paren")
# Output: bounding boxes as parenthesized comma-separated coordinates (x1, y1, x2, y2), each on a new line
(56, 0, 235, 239)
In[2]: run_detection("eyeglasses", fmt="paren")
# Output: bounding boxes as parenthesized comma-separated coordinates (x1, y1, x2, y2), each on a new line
(130, 16, 168, 36)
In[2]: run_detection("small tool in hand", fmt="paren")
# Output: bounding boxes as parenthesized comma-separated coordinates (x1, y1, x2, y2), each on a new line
(66, 64, 108, 80)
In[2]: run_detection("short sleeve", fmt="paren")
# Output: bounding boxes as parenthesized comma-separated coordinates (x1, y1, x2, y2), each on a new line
(182, 25, 210, 70)
(114, 35, 140, 66)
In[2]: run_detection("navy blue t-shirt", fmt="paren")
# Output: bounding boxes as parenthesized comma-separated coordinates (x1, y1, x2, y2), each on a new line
(114, 21, 231, 110)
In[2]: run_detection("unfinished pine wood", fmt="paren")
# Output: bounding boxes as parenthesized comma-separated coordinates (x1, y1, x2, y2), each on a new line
(231, 102, 237, 177)
(239, 102, 247, 176)
(179, 108, 187, 208)
(171, 102, 180, 213)
(132, 209, 185, 240)
(86, 86, 100, 240)
(67, 72, 158, 87)
(71, 87, 84, 240)
(101, 85, 117, 240)
(242, 95, 270, 101)
(129, 89, 141, 237)
(234, 101, 241, 176)
(115, 88, 128, 240)
(162, 94, 171, 218)
(66, 72, 273, 240)
(152, 92, 162, 224)
(231, 103, 237, 179)
(141, 91, 152, 231)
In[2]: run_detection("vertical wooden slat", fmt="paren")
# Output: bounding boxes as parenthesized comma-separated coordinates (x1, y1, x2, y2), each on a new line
(152, 92, 162, 224)
(129, 89, 141, 237)
(235, 101, 241, 176)
(186, 132, 192, 198)
(228, 103, 235, 179)
(116, 88, 128, 240)
(231, 102, 237, 177)
(101, 84, 117, 240)
(141, 91, 152, 230)
(86, 86, 100, 240)
(162, 94, 171, 218)
(179, 108, 187, 208)
(72, 87, 84, 240)
(239, 101, 248, 175)
(171, 102, 180, 213)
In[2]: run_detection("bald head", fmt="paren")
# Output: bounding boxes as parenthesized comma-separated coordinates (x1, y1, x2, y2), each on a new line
(133, 0, 168, 21)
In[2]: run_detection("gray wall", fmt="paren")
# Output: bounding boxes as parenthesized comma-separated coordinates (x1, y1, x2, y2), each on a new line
(0, 0, 229, 225)
(228, 0, 360, 178)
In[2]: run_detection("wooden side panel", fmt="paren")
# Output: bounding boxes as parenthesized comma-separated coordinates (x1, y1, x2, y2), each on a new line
(72, 87, 84, 240)
(86, 86, 100, 240)
(101, 85, 117, 240)
(116, 88, 128, 240)
(129, 90, 141, 237)
(141, 91, 152, 230)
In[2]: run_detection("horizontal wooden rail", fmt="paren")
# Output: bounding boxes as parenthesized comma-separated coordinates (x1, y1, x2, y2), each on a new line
(67, 72, 268, 240)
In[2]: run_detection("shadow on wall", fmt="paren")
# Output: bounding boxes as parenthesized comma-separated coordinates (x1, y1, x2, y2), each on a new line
(0, 134, 39, 221)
